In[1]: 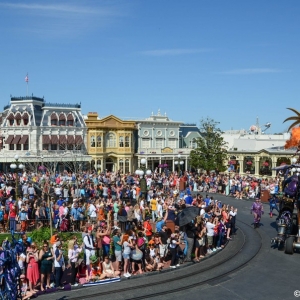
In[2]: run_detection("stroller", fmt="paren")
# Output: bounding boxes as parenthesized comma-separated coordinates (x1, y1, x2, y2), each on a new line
(60, 216, 69, 232)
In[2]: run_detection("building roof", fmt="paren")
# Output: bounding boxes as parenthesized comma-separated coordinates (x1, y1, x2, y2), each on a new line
(179, 124, 201, 138)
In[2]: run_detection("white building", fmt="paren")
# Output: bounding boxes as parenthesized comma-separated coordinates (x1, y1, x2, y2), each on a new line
(0, 95, 91, 172)
(135, 110, 189, 172)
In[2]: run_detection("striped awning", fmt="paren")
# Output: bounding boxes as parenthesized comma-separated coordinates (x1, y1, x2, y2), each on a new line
(51, 135, 59, 144)
(19, 135, 28, 144)
(59, 114, 66, 120)
(75, 135, 83, 144)
(5, 135, 14, 144)
(59, 135, 67, 144)
(67, 135, 75, 144)
(11, 135, 21, 144)
(43, 135, 51, 144)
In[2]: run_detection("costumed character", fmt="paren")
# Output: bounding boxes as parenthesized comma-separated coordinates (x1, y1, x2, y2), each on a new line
(250, 198, 264, 228)
(269, 195, 279, 218)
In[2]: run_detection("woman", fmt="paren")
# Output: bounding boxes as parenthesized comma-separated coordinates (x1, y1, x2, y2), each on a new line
(194, 223, 206, 261)
(145, 254, 163, 272)
(26, 242, 40, 293)
(122, 234, 133, 277)
(217, 218, 226, 249)
(39, 241, 54, 291)
(134, 204, 142, 224)
(100, 256, 120, 279)
(96, 224, 110, 261)
(68, 239, 82, 287)
(169, 233, 180, 268)
(117, 204, 127, 233)
(130, 240, 143, 275)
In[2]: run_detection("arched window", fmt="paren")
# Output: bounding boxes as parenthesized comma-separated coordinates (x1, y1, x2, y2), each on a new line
(125, 159, 130, 173)
(106, 133, 116, 148)
(67, 114, 74, 126)
(22, 113, 29, 125)
(125, 136, 130, 147)
(119, 159, 124, 173)
(7, 113, 14, 126)
(15, 113, 21, 126)
(96, 159, 101, 171)
(97, 135, 102, 147)
(90, 135, 95, 147)
(119, 136, 124, 147)
(51, 113, 58, 126)
(59, 114, 66, 126)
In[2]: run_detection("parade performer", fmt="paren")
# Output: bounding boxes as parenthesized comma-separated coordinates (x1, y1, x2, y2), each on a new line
(269, 194, 279, 218)
(250, 198, 264, 228)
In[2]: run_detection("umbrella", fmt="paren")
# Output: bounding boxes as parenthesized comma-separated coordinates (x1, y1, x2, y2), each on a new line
(176, 206, 200, 227)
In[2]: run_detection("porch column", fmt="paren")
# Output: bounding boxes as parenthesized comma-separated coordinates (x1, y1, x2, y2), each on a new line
(272, 156, 277, 177)
(254, 156, 259, 177)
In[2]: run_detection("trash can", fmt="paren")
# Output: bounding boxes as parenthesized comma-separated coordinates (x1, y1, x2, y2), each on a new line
(260, 190, 270, 202)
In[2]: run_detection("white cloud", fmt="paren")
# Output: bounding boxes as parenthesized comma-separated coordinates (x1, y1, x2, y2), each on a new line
(140, 48, 211, 56)
(216, 68, 284, 75)
(0, 2, 124, 38)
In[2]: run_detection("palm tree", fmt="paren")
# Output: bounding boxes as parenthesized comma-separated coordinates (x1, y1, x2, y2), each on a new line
(283, 108, 300, 132)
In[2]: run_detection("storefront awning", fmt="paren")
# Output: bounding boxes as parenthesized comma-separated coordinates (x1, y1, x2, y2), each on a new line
(42, 135, 51, 144)
(75, 135, 83, 145)
(5, 135, 14, 144)
(19, 135, 28, 144)
(11, 135, 21, 144)
(59, 135, 67, 144)
(67, 135, 75, 144)
(51, 135, 59, 144)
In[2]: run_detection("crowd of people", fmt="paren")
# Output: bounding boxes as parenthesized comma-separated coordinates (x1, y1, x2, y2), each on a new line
(2, 167, 283, 298)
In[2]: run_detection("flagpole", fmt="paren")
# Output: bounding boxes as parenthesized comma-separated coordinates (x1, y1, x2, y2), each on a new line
(25, 73, 29, 96)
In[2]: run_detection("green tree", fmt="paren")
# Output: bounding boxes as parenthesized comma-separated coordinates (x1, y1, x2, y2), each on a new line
(189, 118, 228, 173)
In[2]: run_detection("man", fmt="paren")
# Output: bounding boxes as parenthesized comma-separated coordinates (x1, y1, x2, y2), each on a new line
(71, 202, 80, 232)
(159, 223, 168, 262)
(204, 195, 211, 207)
(156, 200, 163, 219)
(83, 228, 96, 265)
(19, 205, 28, 232)
(57, 196, 64, 207)
(150, 197, 157, 222)
(185, 222, 196, 262)
(88, 201, 97, 224)
(28, 184, 35, 200)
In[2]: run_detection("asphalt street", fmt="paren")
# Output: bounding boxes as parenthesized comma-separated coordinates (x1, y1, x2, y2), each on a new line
(39, 195, 300, 300)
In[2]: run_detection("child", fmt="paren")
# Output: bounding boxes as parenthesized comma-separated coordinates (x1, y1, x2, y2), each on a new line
(20, 274, 34, 300)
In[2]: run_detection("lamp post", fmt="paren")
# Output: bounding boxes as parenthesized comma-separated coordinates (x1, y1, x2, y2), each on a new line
(174, 154, 184, 175)
(10, 154, 24, 200)
(135, 158, 152, 202)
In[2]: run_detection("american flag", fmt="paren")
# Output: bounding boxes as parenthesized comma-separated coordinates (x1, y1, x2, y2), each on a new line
(25, 74, 29, 83)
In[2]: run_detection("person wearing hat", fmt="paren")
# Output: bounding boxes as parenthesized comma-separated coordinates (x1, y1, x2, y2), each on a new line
(251, 197, 264, 228)
(19, 204, 29, 232)
(88, 254, 102, 282)
(54, 241, 65, 289)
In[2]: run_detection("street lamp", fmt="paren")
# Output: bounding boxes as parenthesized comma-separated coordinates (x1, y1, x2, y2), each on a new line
(135, 158, 152, 201)
(10, 154, 24, 200)
(174, 154, 184, 175)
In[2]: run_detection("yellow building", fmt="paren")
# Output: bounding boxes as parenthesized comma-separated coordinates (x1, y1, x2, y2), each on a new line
(85, 113, 136, 173)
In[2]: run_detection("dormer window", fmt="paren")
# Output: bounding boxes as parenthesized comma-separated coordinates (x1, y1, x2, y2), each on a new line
(7, 114, 14, 126)
(15, 113, 21, 126)
(59, 114, 66, 126)
(51, 113, 58, 126)
(67, 114, 74, 126)
(22, 113, 29, 125)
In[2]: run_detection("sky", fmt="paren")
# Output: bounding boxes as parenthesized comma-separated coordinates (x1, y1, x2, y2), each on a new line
(0, 0, 299, 133)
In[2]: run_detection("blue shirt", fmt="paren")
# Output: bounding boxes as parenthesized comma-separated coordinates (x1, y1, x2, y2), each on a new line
(156, 220, 165, 232)
(57, 199, 64, 207)
(204, 197, 211, 207)
(185, 196, 193, 205)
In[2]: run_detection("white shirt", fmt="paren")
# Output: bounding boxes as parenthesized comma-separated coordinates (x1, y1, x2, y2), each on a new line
(157, 204, 163, 217)
(89, 204, 97, 218)
(206, 222, 215, 237)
